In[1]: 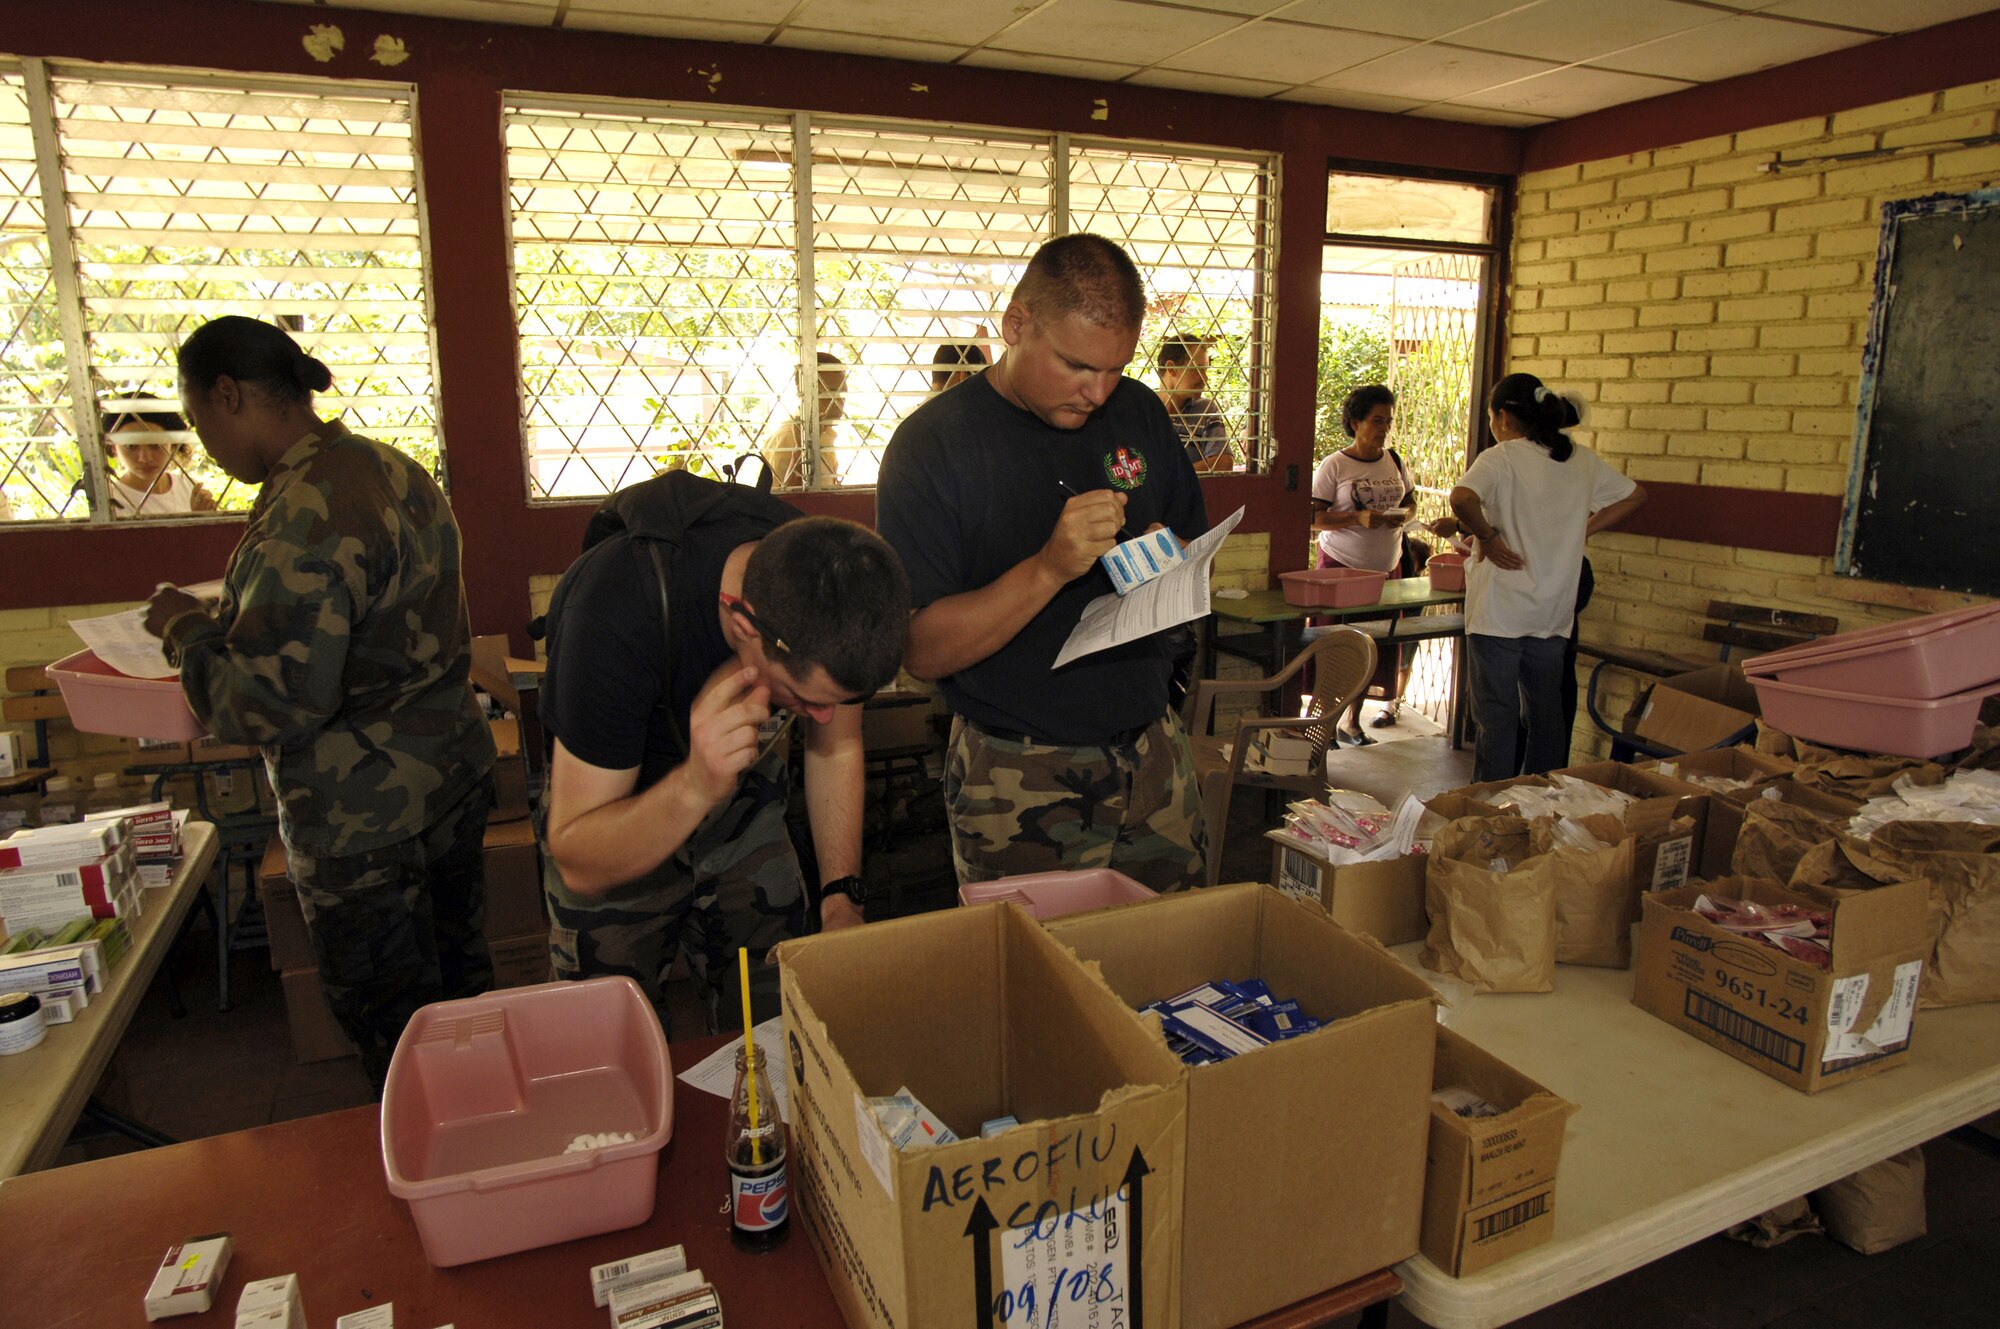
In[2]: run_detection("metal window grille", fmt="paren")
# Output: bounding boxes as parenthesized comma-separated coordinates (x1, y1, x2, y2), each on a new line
(43, 68, 435, 521)
(504, 100, 1278, 498)
(0, 65, 79, 522)
(1068, 140, 1278, 472)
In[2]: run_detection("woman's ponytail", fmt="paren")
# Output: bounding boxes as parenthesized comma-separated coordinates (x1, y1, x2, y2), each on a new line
(1489, 372, 1577, 461)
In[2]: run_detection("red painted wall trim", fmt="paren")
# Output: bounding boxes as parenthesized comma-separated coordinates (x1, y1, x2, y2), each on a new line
(1523, 11, 2000, 171)
(1619, 481, 1841, 558)
(0, 0, 1524, 648)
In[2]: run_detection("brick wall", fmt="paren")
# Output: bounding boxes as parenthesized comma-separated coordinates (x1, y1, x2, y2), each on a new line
(1510, 79, 2000, 759)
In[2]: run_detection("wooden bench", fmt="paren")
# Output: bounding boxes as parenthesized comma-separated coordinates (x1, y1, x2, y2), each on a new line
(1578, 599, 1838, 758)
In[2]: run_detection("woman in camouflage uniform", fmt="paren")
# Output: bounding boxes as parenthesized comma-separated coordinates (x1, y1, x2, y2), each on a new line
(144, 316, 496, 1088)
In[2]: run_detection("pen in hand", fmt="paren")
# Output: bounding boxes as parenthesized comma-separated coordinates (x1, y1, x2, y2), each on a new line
(1055, 478, 1134, 542)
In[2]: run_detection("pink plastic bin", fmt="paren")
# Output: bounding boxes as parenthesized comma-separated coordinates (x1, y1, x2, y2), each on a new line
(381, 976, 674, 1267)
(1279, 567, 1389, 609)
(1426, 554, 1467, 592)
(1749, 674, 1999, 760)
(958, 869, 1156, 921)
(1742, 602, 2000, 700)
(47, 650, 207, 741)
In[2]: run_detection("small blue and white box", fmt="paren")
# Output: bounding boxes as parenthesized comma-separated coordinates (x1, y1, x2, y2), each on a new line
(1101, 529, 1186, 595)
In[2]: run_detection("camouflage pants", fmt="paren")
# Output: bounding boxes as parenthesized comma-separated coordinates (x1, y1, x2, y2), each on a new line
(542, 746, 804, 1039)
(286, 773, 495, 1089)
(945, 710, 1207, 894)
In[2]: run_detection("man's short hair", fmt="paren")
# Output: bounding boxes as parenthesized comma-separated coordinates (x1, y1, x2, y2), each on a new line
(1157, 335, 1211, 371)
(930, 341, 987, 391)
(742, 517, 911, 696)
(1011, 234, 1147, 333)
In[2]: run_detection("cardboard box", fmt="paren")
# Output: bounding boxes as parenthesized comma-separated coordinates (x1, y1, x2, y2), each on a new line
(279, 965, 356, 1064)
(1420, 1027, 1578, 1276)
(1632, 876, 1929, 1092)
(489, 715, 530, 824)
(257, 840, 315, 974)
(778, 903, 1188, 1329)
(1047, 883, 1436, 1329)
(482, 817, 546, 940)
(1630, 663, 1761, 754)
(487, 929, 551, 989)
(1266, 832, 1427, 945)
(1638, 749, 1809, 876)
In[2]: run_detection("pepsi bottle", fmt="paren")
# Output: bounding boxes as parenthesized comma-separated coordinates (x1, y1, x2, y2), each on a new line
(727, 1044, 790, 1252)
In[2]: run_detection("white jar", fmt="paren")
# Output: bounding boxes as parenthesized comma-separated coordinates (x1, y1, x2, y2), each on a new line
(0, 991, 46, 1055)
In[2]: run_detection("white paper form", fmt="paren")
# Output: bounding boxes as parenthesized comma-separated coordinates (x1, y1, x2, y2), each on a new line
(68, 580, 227, 679)
(676, 1015, 791, 1123)
(1054, 506, 1245, 669)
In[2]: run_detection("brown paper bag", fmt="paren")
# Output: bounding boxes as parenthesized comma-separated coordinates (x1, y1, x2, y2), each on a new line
(1873, 823, 2000, 1008)
(1732, 799, 1840, 883)
(1529, 814, 1639, 968)
(1791, 755, 1946, 801)
(1812, 1148, 1927, 1255)
(1421, 816, 1556, 993)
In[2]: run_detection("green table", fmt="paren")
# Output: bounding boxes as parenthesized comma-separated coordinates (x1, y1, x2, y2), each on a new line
(1202, 577, 1469, 743)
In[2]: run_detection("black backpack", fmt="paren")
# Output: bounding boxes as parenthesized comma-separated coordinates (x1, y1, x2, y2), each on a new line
(533, 469, 801, 755)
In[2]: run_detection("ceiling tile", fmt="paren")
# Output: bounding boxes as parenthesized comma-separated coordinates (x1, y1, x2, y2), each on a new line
(1275, 86, 1430, 112)
(782, 0, 1023, 47)
(1281, 0, 1544, 42)
(1452, 64, 1693, 116)
(1126, 69, 1292, 98)
(960, 48, 1146, 83)
(566, 0, 796, 20)
(322, 0, 555, 25)
(1421, 103, 1560, 126)
(771, 29, 969, 64)
(1761, 0, 2000, 32)
(1158, 21, 1410, 85)
(1593, 12, 1874, 81)
(1448, 0, 1723, 64)
(992, 0, 1244, 66)
(1174, 1, 1300, 14)
(1313, 44, 1559, 100)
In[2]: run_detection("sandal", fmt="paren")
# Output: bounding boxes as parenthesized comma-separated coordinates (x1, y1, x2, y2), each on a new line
(1370, 707, 1400, 729)
(1339, 727, 1376, 747)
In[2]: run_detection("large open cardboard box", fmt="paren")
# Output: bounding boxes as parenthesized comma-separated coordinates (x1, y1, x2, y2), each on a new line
(1633, 876, 1928, 1092)
(1628, 662, 1762, 754)
(778, 903, 1187, 1329)
(1048, 883, 1436, 1329)
(1420, 1026, 1577, 1277)
(1552, 761, 1709, 894)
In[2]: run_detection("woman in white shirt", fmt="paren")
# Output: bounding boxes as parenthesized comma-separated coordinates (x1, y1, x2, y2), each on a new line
(1451, 374, 1647, 781)
(104, 409, 217, 517)
(1310, 385, 1414, 744)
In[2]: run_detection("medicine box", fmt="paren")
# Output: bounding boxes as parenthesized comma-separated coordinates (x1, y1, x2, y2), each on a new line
(1047, 883, 1436, 1329)
(777, 902, 1187, 1329)
(143, 1232, 232, 1321)
(1633, 876, 1929, 1093)
(1419, 1027, 1577, 1276)
(1100, 528, 1186, 595)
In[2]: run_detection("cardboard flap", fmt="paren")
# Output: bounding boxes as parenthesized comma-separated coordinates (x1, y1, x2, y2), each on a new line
(1821, 877, 1932, 967)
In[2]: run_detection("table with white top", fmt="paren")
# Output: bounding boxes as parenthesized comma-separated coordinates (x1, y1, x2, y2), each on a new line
(0, 820, 219, 1177)
(1387, 944, 2000, 1329)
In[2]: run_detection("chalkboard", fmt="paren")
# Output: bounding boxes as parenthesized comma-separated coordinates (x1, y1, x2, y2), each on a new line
(1840, 189, 2000, 597)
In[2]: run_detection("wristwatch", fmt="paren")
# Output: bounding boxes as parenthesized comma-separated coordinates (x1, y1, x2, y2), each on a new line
(820, 875, 866, 909)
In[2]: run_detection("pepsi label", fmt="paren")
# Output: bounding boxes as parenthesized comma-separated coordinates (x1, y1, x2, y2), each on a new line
(731, 1158, 790, 1232)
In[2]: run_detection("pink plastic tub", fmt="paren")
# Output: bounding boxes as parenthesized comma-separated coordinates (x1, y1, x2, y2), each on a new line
(47, 649, 207, 741)
(381, 977, 674, 1266)
(1742, 602, 2000, 700)
(1279, 567, 1389, 608)
(959, 869, 1156, 921)
(1749, 675, 2000, 760)
(1426, 554, 1467, 592)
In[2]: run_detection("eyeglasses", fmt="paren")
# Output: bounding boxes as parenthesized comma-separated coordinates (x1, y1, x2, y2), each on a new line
(718, 592, 789, 654)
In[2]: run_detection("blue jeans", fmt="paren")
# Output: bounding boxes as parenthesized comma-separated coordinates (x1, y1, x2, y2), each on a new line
(1468, 634, 1570, 782)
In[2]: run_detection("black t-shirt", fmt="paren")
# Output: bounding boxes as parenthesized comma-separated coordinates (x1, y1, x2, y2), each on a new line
(877, 373, 1209, 744)
(541, 515, 772, 788)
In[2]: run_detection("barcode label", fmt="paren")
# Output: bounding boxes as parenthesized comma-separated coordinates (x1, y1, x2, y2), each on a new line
(1474, 1192, 1550, 1242)
(1277, 847, 1320, 903)
(1650, 836, 1693, 891)
(1684, 989, 1806, 1072)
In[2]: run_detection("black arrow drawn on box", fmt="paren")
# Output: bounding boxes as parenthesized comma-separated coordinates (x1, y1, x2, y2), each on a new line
(965, 1196, 998, 1329)
(1125, 1145, 1150, 1329)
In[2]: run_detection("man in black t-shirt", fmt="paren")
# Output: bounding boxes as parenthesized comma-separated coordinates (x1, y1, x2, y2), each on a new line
(537, 496, 908, 1030)
(877, 234, 1210, 892)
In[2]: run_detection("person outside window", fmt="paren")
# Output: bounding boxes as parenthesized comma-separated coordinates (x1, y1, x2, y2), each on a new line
(102, 406, 217, 517)
(1156, 335, 1233, 473)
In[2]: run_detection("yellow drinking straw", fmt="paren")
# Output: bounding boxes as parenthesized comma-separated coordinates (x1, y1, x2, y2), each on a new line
(739, 946, 762, 1166)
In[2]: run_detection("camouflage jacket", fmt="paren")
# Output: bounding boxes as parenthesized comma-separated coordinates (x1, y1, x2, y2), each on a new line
(166, 419, 494, 857)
